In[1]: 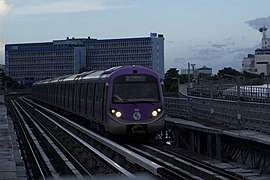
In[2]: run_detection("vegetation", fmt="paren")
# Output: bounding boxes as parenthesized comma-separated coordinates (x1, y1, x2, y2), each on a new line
(2, 76, 23, 90)
(164, 68, 178, 93)
(163, 66, 268, 93)
(164, 68, 190, 93)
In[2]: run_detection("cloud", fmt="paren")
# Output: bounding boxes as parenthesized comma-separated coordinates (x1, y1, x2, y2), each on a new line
(246, 16, 270, 31)
(11, 0, 125, 15)
(212, 43, 226, 49)
(166, 38, 256, 74)
(0, 0, 11, 18)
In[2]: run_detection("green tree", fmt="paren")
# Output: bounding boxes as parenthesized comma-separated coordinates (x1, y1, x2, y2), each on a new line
(2, 76, 21, 90)
(179, 74, 189, 84)
(217, 67, 240, 78)
(164, 68, 179, 93)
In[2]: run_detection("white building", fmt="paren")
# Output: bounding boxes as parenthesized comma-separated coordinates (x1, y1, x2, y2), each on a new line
(197, 66, 212, 76)
(242, 54, 255, 73)
(181, 65, 212, 76)
(242, 26, 270, 75)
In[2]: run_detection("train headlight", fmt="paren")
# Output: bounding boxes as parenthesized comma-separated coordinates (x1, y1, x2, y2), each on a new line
(152, 108, 162, 117)
(111, 109, 122, 118)
(115, 112, 122, 118)
(152, 110, 158, 117)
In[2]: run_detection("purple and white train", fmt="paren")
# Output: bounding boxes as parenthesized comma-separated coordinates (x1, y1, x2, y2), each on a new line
(32, 66, 164, 136)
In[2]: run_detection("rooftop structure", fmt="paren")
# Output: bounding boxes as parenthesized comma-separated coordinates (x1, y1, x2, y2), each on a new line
(242, 26, 270, 75)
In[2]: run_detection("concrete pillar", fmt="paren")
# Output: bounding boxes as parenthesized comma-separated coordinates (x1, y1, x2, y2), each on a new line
(173, 128, 180, 147)
(190, 131, 194, 153)
(216, 134, 221, 160)
(207, 133, 212, 157)
(196, 133, 200, 154)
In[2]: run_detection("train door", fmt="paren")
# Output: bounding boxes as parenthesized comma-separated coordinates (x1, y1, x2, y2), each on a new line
(67, 84, 70, 110)
(86, 83, 95, 118)
(94, 83, 104, 121)
(74, 83, 81, 114)
(81, 83, 88, 116)
(70, 83, 75, 113)
(53, 84, 57, 106)
(63, 84, 66, 109)
(58, 84, 61, 107)
(74, 83, 81, 113)
(102, 84, 108, 123)
(65, 83, 69, 110)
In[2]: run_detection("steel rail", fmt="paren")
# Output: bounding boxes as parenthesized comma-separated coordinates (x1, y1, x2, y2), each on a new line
(142, 144, 243, 180)
(23, 97, 164, 176)
(21, 97, 135, 178)
(14, 99, 86, 178)
(10, 100, 48, 179)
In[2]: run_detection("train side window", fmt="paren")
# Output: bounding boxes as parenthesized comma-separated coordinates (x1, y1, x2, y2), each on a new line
(95, 85, 99, 102)
(58, 84, 61, 106)
(81, 83, 87, 98)
(95, 84, 104, 102)
(87, 83, 95, 101)
(71, 84, 75, 110)
(87, 83, 95, 116)
(68, 84, 72, 109)
(55, 84, 58, 105)
(77, 83, 82, 112)
(82, 83, 88, 114)
(53, 84, 56, 104)
(62, 84, 65, 107)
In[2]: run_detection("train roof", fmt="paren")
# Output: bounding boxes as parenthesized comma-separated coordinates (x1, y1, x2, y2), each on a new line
(33, 66, 156, 85)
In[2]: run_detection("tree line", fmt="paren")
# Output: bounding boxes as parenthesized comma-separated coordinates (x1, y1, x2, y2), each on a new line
(164, 67, 266, 93)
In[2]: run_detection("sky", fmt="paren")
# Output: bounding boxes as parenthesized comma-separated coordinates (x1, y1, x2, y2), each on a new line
(1, 0, 270, 74)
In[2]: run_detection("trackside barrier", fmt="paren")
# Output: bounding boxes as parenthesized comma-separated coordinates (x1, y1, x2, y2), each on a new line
(164, 96, 270, 134)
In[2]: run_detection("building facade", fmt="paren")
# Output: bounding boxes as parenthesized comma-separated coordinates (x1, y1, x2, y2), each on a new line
(242, 54, 255, 73)
(242, 26, 270, 75)
(197, 66, 212, 77)
(5, 33, 164, 84)
(5, 41, 86, 84)
(181, 65, 212, 76)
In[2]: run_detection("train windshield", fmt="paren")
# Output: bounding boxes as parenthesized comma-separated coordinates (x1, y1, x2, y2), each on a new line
(112, 74, 160, 103)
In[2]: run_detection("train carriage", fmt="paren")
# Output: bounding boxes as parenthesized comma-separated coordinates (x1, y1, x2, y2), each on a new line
(32, 66, 164, 136)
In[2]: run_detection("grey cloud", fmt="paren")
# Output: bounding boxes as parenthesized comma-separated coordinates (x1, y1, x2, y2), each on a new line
(228, 47, 255, 54)
(245, 16, 270, 30)
(191, 47, 225, 59)
(166, 36, 258, 74)
(212, 43, 226, 49)
(186, 45, 252, 73)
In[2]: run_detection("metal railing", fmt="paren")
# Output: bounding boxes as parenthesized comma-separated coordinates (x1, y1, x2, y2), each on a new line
(164, 95, 270, 134)
(190, 83, 270, 103)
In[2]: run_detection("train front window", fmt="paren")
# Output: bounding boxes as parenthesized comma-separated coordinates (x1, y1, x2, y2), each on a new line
(112, 75, 160, 103)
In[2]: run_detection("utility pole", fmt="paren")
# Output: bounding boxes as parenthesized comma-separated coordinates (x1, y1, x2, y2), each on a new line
(188, 62, 191, 95)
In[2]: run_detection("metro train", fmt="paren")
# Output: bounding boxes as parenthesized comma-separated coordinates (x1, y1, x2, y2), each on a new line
(32, 66, 165, 137)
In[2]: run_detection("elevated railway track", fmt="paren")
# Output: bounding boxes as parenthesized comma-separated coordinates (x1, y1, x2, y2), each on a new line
(5, 93, 270, 179)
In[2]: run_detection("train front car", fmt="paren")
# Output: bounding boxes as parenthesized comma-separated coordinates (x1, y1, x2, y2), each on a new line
(105, 66, 164, 137)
